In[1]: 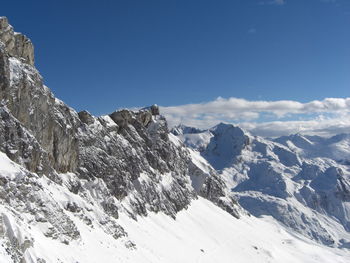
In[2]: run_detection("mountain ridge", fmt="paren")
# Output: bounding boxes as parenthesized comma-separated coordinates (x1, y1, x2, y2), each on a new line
(0, 16, 349, 262)
(0, 17, 244, 262)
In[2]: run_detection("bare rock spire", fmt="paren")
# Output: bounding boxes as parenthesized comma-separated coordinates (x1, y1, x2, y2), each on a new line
(0, 16, 34, 65)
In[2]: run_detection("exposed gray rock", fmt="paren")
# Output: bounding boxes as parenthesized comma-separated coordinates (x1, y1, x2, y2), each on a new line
(0, 42, 80, 173)
(150, 104, 160, 115)
(0, 17, 34, 66)
(200, 174, 241, 219)
(78, 110, 95, 125)
(109, 109, 132, 129)
(0, 106, 51, 175)
(78, 111, 196, 218)
(0, 17, 238, 224)
(188, 157, 243, 219)
(0, 18, 247, 262)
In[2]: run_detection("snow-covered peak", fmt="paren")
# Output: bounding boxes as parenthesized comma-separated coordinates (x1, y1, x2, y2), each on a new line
(275, 132, 350, 163)
(171, 124, 203, 136)
(174, 122, 350, 247)
(275, 133, 315, 150)
(327, 133, 350, 144)
(209, 122, 247, 136)
(203, 123, 250, 170)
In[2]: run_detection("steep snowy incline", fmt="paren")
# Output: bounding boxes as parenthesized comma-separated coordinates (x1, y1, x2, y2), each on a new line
(120, 197, 350, 263)
(1, 152, 349, 263)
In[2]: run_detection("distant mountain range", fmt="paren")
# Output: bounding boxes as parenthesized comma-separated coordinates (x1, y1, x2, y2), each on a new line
(173, 123, 350, 247)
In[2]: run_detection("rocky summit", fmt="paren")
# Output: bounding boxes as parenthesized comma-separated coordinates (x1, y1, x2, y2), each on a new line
(0, 17, 242, 263)
(0, 17, 349, 263)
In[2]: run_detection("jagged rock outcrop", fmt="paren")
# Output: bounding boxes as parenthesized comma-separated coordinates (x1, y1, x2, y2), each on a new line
(0, 152, 131, 262)
(0, 18, 242, 257)
(0, 44, 79, 173)
(78, 110, 196, 218)
(0, 17, 34, 66)
(78, 110, 95, 125)
(200, 174, 241, 218)
(0, 17, 216, 261)
(0, 106, 51, 174)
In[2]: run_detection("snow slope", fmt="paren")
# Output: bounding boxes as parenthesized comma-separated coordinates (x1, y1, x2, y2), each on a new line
(121, 198, 350, 263)
(1, 151, 349, 263)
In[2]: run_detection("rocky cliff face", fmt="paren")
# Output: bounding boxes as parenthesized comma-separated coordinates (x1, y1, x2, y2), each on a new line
(0, 27, 79, 174)
(0, 17, 34, 66)
(0, 17, 243, 262)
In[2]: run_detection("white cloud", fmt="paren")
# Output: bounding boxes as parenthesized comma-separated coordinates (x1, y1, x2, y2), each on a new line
(239, 116, 350, 137)
(160, 97, 350, 137)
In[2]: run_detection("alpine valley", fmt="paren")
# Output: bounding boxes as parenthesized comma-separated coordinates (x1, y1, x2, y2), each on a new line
(0, 17, 349, 263)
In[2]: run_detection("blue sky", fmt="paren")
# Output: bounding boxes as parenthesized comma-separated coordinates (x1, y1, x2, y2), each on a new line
(2, 0, 350, 136)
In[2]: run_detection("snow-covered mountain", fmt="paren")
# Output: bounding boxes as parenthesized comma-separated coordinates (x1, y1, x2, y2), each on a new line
(173, 123, 350, 248)
(275, 133, 350, 164)
(0, 16, 349, 262)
